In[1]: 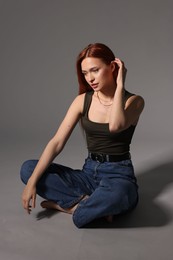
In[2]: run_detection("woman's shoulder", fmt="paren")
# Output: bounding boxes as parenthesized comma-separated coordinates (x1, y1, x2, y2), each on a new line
(70, 92, 86, 114)
(75, 91, 93, 102)
(125, 90, 145, 109)
(71, 93, 85, 107)
(72, 91, 93, 114)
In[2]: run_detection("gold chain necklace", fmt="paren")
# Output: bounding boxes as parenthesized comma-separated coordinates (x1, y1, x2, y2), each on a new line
(97, 92, 113, 106)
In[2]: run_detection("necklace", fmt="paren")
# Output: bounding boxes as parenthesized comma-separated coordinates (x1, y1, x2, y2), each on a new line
(97, 92, 113, 106)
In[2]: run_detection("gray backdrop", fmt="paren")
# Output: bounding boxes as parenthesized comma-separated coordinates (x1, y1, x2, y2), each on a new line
(1, 1, 173, 260)
(1, 0, 173, 149)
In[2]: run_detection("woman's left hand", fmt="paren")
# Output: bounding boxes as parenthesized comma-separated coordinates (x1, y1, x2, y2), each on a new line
(114, 58, 127, 87)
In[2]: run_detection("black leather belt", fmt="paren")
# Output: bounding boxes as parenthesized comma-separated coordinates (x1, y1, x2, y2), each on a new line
(88, 152, 131, 163)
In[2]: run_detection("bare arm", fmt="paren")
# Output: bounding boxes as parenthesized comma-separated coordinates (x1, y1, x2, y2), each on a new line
(22, 94, 85, 213)
(109, 58, 145, 133)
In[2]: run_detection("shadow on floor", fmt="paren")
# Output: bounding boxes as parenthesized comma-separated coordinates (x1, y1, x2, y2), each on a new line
(36, 208, 59, 220)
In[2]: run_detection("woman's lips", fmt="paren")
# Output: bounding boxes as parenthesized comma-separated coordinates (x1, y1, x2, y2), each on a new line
(91, 83, 98, 89)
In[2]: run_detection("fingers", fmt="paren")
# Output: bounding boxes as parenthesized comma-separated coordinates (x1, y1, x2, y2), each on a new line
(22, 193, 36, 214)
(32, 194, 36, 209)
(22, 198, 31, 214)
(27, 204, 32, 214)
(114, 58, 125, 68)
(22, 197, 30, 214)
(114, 58, 127, 75)
(115, 57, 123, 63)
(23, 199, 34, 214)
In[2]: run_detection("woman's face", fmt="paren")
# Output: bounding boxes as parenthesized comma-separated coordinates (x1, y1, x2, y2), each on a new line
(81, 57, 115, 92)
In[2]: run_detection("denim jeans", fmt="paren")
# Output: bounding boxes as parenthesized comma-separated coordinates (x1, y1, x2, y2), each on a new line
(20, 157, 138, 228)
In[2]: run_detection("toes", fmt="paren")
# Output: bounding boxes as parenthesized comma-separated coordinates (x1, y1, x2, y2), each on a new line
(40, 200, 48, 208)
(40, 200, 57, 209)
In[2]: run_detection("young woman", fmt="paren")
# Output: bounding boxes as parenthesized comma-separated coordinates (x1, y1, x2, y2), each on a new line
(20, 43, 144, 228)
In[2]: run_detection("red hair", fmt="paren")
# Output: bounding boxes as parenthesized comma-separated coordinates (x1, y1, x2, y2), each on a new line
(76, 43, 118, 94)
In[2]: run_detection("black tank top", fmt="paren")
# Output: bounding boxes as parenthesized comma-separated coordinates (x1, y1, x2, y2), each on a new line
(81, 91, 136, 155)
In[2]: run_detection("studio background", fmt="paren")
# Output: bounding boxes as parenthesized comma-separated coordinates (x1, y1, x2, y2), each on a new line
(0, 1, 173, 260)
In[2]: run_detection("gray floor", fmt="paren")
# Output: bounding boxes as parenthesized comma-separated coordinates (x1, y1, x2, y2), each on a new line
(0, 139, 173, 260)
(1, 0, 173, 259)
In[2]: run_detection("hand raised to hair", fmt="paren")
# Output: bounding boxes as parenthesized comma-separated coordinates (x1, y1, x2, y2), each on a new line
(114, 58, 127, 88)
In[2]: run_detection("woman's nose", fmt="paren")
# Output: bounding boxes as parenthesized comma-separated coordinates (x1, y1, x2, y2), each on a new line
(88, 73, 94, 82)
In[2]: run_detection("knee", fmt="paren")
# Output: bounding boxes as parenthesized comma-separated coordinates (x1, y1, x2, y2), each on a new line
(72, 210, 85, 228)
(20, 160, 38, 184)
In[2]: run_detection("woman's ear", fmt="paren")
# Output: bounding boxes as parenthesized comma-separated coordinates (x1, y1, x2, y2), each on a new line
(110, 60, 118, 79)
(111, 60, 119, 73)
(110, 61, 116, 72)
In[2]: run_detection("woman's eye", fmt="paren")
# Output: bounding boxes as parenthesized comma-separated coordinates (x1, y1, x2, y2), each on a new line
(93, 69, 99, 73)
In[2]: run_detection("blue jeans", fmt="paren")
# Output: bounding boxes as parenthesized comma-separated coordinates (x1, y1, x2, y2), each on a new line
(20, 157, 138, 228)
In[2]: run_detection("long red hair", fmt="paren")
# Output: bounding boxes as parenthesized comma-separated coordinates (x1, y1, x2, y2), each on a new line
(76, 43, 118, 94)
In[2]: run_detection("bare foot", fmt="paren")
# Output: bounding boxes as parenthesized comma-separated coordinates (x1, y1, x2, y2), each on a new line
(40, 201, 75, 214)
(40, 195, 89, 215)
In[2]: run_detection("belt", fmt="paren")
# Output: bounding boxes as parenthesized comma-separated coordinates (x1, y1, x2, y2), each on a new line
(88, 152, 131, 163)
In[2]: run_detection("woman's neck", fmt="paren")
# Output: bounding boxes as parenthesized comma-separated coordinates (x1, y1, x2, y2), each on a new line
(97, 83, 117, 100)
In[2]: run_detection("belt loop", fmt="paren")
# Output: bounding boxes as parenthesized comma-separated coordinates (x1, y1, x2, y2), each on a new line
(106, 154, 109, 162)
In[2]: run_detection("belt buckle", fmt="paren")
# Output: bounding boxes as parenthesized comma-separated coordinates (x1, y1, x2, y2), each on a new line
(95, 153, 105, 163)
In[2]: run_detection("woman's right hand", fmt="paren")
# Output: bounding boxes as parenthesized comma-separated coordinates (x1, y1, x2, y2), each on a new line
(22, 179, 37, 214)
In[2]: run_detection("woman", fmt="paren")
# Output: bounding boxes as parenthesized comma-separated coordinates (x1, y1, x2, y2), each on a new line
(20, 43, 144, 228)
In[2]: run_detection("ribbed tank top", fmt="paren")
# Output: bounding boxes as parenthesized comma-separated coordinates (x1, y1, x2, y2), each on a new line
(81, 91, 136, 155)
